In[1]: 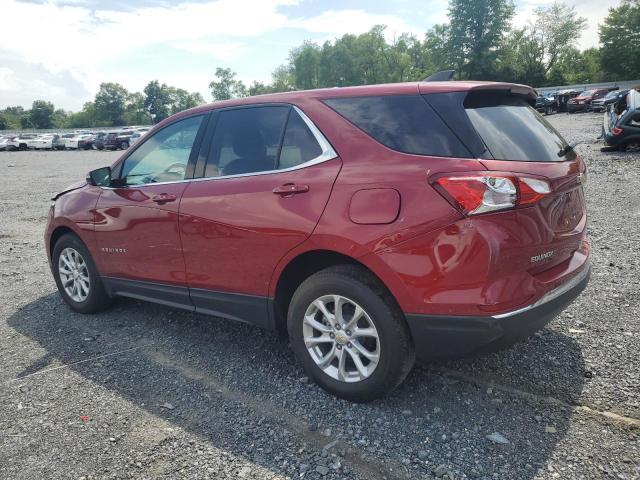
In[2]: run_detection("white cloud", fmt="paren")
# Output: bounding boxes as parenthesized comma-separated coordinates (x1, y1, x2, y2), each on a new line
(514, 0, 615, 50)
(293, 9, 422, 39)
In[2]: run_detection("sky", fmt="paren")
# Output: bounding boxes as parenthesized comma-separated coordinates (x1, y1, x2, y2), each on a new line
(0, 0, 621, 111)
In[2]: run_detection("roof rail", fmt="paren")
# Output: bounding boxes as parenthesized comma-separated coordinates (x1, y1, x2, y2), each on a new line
(423, 70, 455, 82)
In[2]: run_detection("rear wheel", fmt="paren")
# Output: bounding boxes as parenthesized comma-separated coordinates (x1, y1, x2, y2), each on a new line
(287, 265, 414, 402)
(119, 141, 129, 150)
(52, 233, 112, 313)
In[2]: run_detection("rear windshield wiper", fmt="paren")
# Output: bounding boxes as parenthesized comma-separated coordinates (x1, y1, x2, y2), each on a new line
(558, 143, 577, 157)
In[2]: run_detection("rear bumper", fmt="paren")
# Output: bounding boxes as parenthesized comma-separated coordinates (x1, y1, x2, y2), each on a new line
(405, 264, 590, 361)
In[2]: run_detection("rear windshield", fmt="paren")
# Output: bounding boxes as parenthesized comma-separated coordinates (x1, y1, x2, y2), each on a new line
(464, 94, 575, 162)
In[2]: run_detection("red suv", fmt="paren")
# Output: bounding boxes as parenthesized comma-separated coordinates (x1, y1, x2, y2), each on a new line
(45, 81, 590, 401)
(567, 88, 609, 113)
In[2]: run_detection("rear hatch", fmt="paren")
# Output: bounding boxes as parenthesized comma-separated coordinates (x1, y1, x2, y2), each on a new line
(421, 84, 587, 275)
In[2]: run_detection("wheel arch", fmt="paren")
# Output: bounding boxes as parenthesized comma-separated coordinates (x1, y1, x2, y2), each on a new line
(49, 225, 78, 256)
(271, 249, 403, 335)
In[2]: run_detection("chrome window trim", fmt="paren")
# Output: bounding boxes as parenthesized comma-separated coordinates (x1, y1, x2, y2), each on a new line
(104, 105, 337, 189)
(492, 263, 590, 319)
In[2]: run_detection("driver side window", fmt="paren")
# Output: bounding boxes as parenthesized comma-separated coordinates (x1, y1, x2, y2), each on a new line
(121, 115, 203, 185)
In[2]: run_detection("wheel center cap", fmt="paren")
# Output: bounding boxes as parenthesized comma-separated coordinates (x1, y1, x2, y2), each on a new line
(335, 331, 348, 345)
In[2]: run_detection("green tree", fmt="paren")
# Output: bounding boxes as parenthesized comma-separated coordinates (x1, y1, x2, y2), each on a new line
(291, 41, 321, 89)
(448, 0, 515, 79)
(68, 102, 98, 128)
(143, 80, 173, 123)
(600, 0, 640, 80)
(531, 2, 587, 75)
(124, 92, 151, 125)
(94, 82, 129, 126)
(209, 67, 247, 100)
(0, 113, 8, 130)
(52, 109, 69, 128)
(170, 88, 204, 114)
(29, 100, 55, 129)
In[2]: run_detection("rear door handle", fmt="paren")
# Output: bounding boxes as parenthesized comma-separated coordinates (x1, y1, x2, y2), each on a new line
(152, 193, 177, 204)
(273, 183, 310, 196)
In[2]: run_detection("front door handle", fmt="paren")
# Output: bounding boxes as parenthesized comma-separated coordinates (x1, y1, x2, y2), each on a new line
(152, 193, 177, 204)
(273, 183, 310, 196)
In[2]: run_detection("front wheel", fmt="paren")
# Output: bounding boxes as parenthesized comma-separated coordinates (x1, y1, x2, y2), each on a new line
(287, 265, 415, 402)
(119, 141, 129, 150)
(52, 233, 112, 313)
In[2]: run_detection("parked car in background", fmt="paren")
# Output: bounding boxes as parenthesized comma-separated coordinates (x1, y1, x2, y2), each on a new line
(55, 133, 75, 150)
(84, 132, 107, 150)
(567, 88, 609, 113)
(604, 89, 640, 152)
(535, 95, 556, 115)
(65, 134, 93, 150)
(12, 134, 38, 150)
(31, 134, 58, 150)
(0, 135, 19, 151)
(46, 80, 590, 401)
(103, 131, 133, 150)
(78, 132, 102, 150)
(128, 130, 148, 146)
(592, 89, 629, 112)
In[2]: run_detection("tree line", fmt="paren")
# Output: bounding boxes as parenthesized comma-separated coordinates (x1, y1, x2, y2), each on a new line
(0, 81, 203, 130)
(215, 0, 639, 99)
(1, 0, 637, 130)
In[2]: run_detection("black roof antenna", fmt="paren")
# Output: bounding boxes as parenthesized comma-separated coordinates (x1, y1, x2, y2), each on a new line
(423, 70, 455, 82)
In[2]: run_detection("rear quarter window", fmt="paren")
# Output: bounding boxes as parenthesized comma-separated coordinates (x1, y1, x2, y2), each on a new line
(323, 95, 472, 158)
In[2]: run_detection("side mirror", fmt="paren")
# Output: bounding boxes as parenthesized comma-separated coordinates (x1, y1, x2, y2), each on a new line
(86, 166, 112, 187)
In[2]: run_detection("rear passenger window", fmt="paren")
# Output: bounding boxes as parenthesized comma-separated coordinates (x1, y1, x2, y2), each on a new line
(279, 110, 323, 169)
(323, 95, 472, 158)
(205, 106, 289, 177)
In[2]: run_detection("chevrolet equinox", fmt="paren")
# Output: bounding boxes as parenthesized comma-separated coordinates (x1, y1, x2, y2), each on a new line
(46, 80, 590, 401)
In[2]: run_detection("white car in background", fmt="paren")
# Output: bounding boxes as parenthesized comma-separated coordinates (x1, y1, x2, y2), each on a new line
(0, 135, 19, 151)
(129, 130, 148, 146)
(65, 133, 92, 149)
(31, 134, 58, 150)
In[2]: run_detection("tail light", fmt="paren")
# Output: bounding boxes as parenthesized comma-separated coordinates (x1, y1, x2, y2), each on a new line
(612, 127, 623, 135)
(432, 173, 551, 216)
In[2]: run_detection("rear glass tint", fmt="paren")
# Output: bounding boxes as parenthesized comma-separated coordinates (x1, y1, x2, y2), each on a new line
(323, 95, 471, 158)
(464, 94, 575, 162)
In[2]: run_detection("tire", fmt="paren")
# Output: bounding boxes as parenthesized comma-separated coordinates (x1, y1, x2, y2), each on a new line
(120, 141, 129, 150)
(545, 106, 552, 115)
(19, 143, 27, 151)
(621, 139, 640, 153)
(287, 265, 415, 402)
(52, 233, 112, 314)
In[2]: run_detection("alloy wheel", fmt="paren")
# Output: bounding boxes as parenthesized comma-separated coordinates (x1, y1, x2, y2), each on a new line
(58, 247, 90, 302)
(303, 294, 380, 383)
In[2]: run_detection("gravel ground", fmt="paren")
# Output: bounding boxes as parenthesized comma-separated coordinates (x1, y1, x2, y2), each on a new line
(0, 113, 638, 480)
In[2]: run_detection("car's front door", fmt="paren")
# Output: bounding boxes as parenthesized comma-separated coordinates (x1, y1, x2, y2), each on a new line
(179, 105, 341, 326)
(94, 114, 207, 306)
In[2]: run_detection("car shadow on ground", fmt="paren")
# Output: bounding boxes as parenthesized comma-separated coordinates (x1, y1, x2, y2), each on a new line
(6, 294, 586, 479)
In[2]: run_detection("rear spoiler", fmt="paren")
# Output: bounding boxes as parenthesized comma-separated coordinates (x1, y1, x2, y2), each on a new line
(423, 70, 455, 82)
(467, 83, 537, 107)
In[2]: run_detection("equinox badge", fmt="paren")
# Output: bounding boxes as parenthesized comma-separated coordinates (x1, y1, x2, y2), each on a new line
(531, 250, 554, 263)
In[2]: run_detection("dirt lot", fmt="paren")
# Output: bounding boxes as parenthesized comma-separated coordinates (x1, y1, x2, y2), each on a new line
(0, 112, 639, 480)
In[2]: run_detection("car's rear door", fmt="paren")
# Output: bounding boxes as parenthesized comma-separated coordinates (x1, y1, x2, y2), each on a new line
(179, 104, 341, 327)
(94, 113, 208, 306)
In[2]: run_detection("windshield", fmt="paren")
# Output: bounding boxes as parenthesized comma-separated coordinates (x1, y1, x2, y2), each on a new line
(579, 90, 595, 97)
(465, 94, 575, 162)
